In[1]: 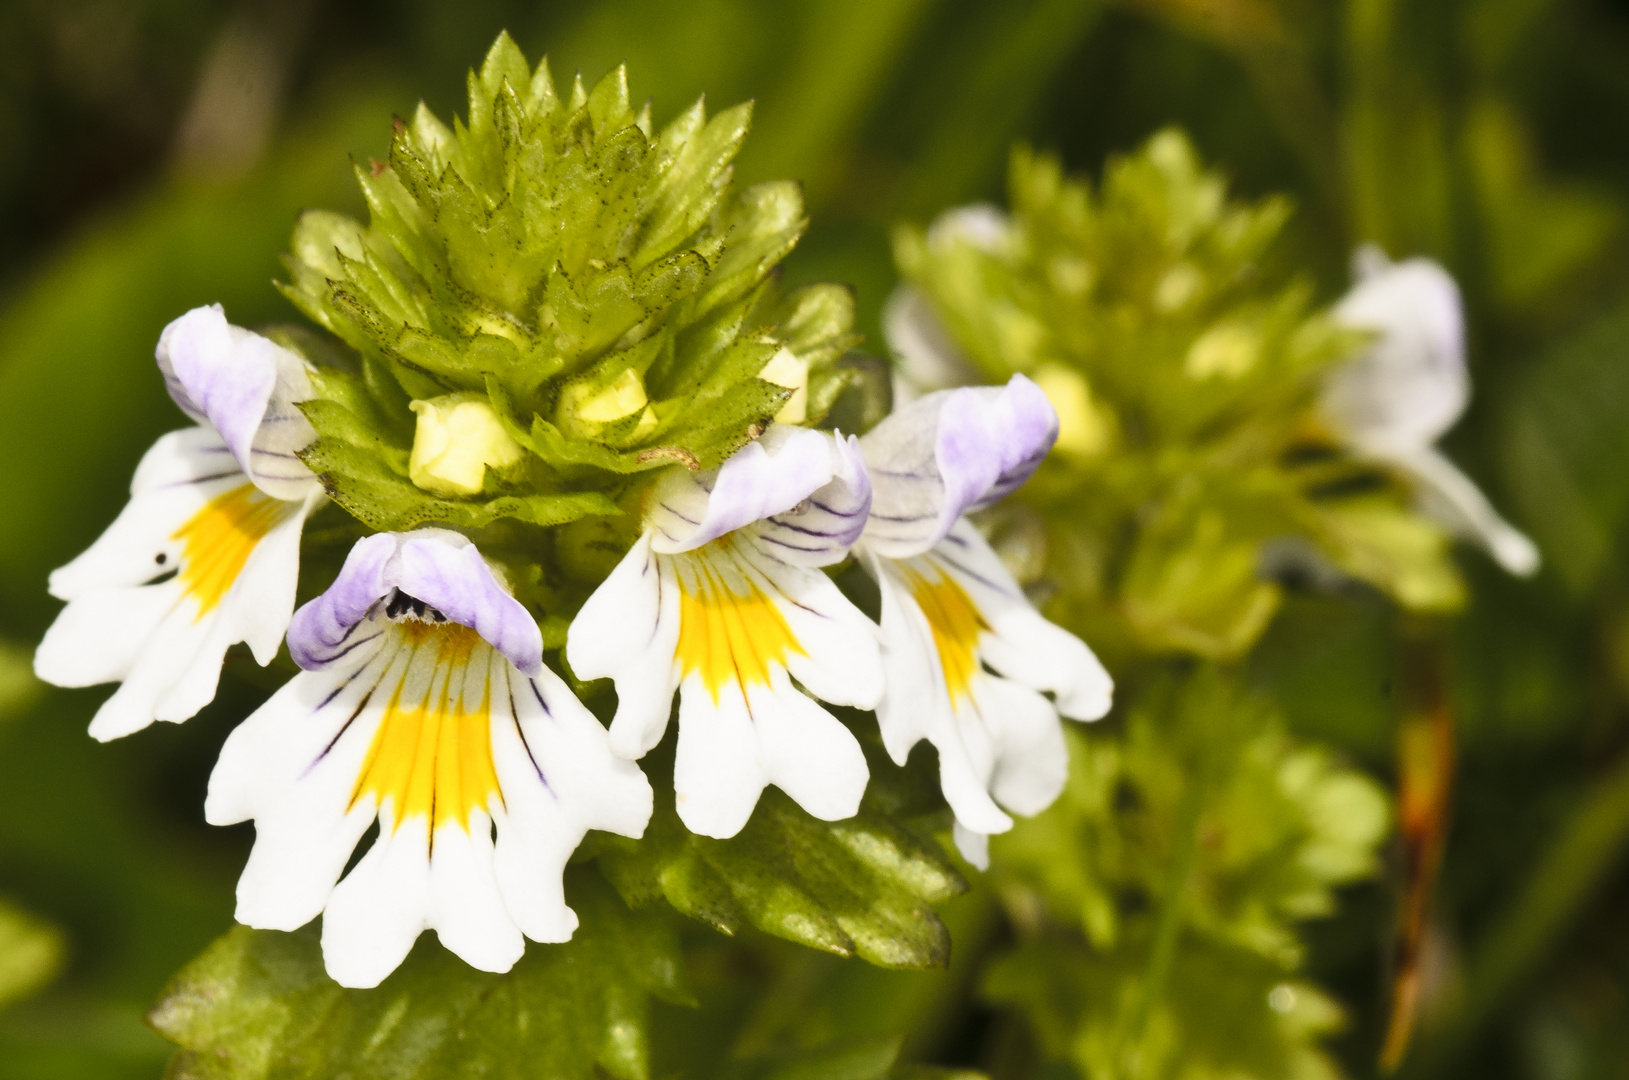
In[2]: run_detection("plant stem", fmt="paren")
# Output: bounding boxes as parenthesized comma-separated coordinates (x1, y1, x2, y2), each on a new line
(1121, 770, 1206, 1078)
(1401, 743, 1629, 1076)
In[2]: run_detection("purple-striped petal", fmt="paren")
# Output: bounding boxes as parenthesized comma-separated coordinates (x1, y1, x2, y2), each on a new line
(648, 425, 842, 555)
(156, 305, 319, 500)
(288, 530, 543, 676)
(751, 433, 873, 567)
(860, 374, 1057, 558)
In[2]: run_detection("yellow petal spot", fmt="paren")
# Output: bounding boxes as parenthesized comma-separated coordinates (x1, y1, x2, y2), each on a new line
(675, 549, 805, 701)
(172, 483, 294, 619)
(409, 393, 526, 497)
(351, 622, 502, 833)
(759, 347, 808, 425)
(1032, 363, 1111, 459)
(905, 566, 989, 703)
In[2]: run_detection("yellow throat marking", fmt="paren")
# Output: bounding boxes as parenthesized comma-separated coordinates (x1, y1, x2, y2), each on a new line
(351, 623, 503, 833)
(172, 483, 292, 619)
(675, 553, 805, 702)
(905, 567, 988, 703)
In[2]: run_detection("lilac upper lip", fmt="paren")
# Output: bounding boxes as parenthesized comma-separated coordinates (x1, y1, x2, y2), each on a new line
(287, 530, 544, 677)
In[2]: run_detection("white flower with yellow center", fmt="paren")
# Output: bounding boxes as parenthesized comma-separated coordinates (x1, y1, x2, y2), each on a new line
(205, 529, 652, 988)
(34, 305, 326, 740)
(1324, 246, 1539, 576)
(567, 425, 882, 840)
(854, 374, 1113, 868)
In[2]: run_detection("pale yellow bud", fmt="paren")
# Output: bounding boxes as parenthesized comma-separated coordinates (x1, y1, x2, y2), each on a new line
(1184, 323, 1259, 380)
(565, 368, 648, 423)
(759, 347, 808, 424)
(1033, 363, 1111, 459)
(408, 393, 526, 496)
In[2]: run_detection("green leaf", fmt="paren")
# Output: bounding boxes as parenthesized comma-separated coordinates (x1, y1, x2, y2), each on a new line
(598, 782, 966, 970)
(993, 670, 1389, 967)
(984, 669, 1385, 1078)
(149, 870, 688, 1080)
(985, 935, 1344, 1080)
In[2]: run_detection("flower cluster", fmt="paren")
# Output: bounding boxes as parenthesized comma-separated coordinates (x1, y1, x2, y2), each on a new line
(33, 38, 1109, 990)
(888, 132, 1537, 665)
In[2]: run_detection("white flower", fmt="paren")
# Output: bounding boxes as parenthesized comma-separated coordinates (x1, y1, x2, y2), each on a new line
(35, 305, 326, 740)
(567, 425, 883, 840)
(1324, 246, 1539, 576)
(206, 530, 652, 989)
(854, 374, 1113, 868)
(883, 204, 1012, 404)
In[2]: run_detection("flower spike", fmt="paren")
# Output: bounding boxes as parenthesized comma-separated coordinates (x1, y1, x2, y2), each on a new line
(568, 425, 881, 839)
(854, 375, 1112, 867)
(1324, 247, 1540, 577)
(207, 530, 652, 989)
(35, 306, 325, 740)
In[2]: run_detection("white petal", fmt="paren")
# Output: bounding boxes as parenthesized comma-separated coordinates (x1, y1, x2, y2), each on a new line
(972, 676, 1068, 817)
(931, 522, 1113, 720)
(514, 663, 654, 840)
(48, 433, 239, 601)
(86, 606, 216, 741)
(428, 810, 525, 974)
(739, 544, 883, 709)
(212, 647, 399, 931)
(952, 823, 990, 871)
(863, 551, 1011, 835)
(750, 672, 868, 823)
(491, 660, 651, 943)
(673, 675, 766, 839)
(566, 533, 682, 759)
(1396, 445, 1540, 577)
(862, 551, 943, 765)
(1325, 253, 1468, 455)
(321, 818, 432, 989)
(34, 582, 179, 689)
(883, 285, 980, 403)
(229, 490, 322, 665)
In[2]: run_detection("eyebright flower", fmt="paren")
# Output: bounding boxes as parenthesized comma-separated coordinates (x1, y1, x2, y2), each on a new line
(567, 424, 882, 840)
(1323, 246, 1539, 576)
(34, 305, 325, 740)
(206, 529, 652, 989)
(882, 204, 1012, 403)
(852, 375, 1113, 868)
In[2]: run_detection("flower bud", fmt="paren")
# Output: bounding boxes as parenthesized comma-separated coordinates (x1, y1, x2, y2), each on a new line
(759, 347, 808, 424)
(408, 393, 526, 496)
(1033, 363, 1110, 458)
(556, 369, 658, 442)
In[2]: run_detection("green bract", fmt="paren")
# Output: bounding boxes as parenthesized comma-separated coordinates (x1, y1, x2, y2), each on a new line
(280, 33, 857, 533)
(895, 130, 1464, 664)
(987, 670, 1386, 1080)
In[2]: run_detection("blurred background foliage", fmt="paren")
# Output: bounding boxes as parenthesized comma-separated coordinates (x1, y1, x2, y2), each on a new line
(5, 0, 1629, 1077)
